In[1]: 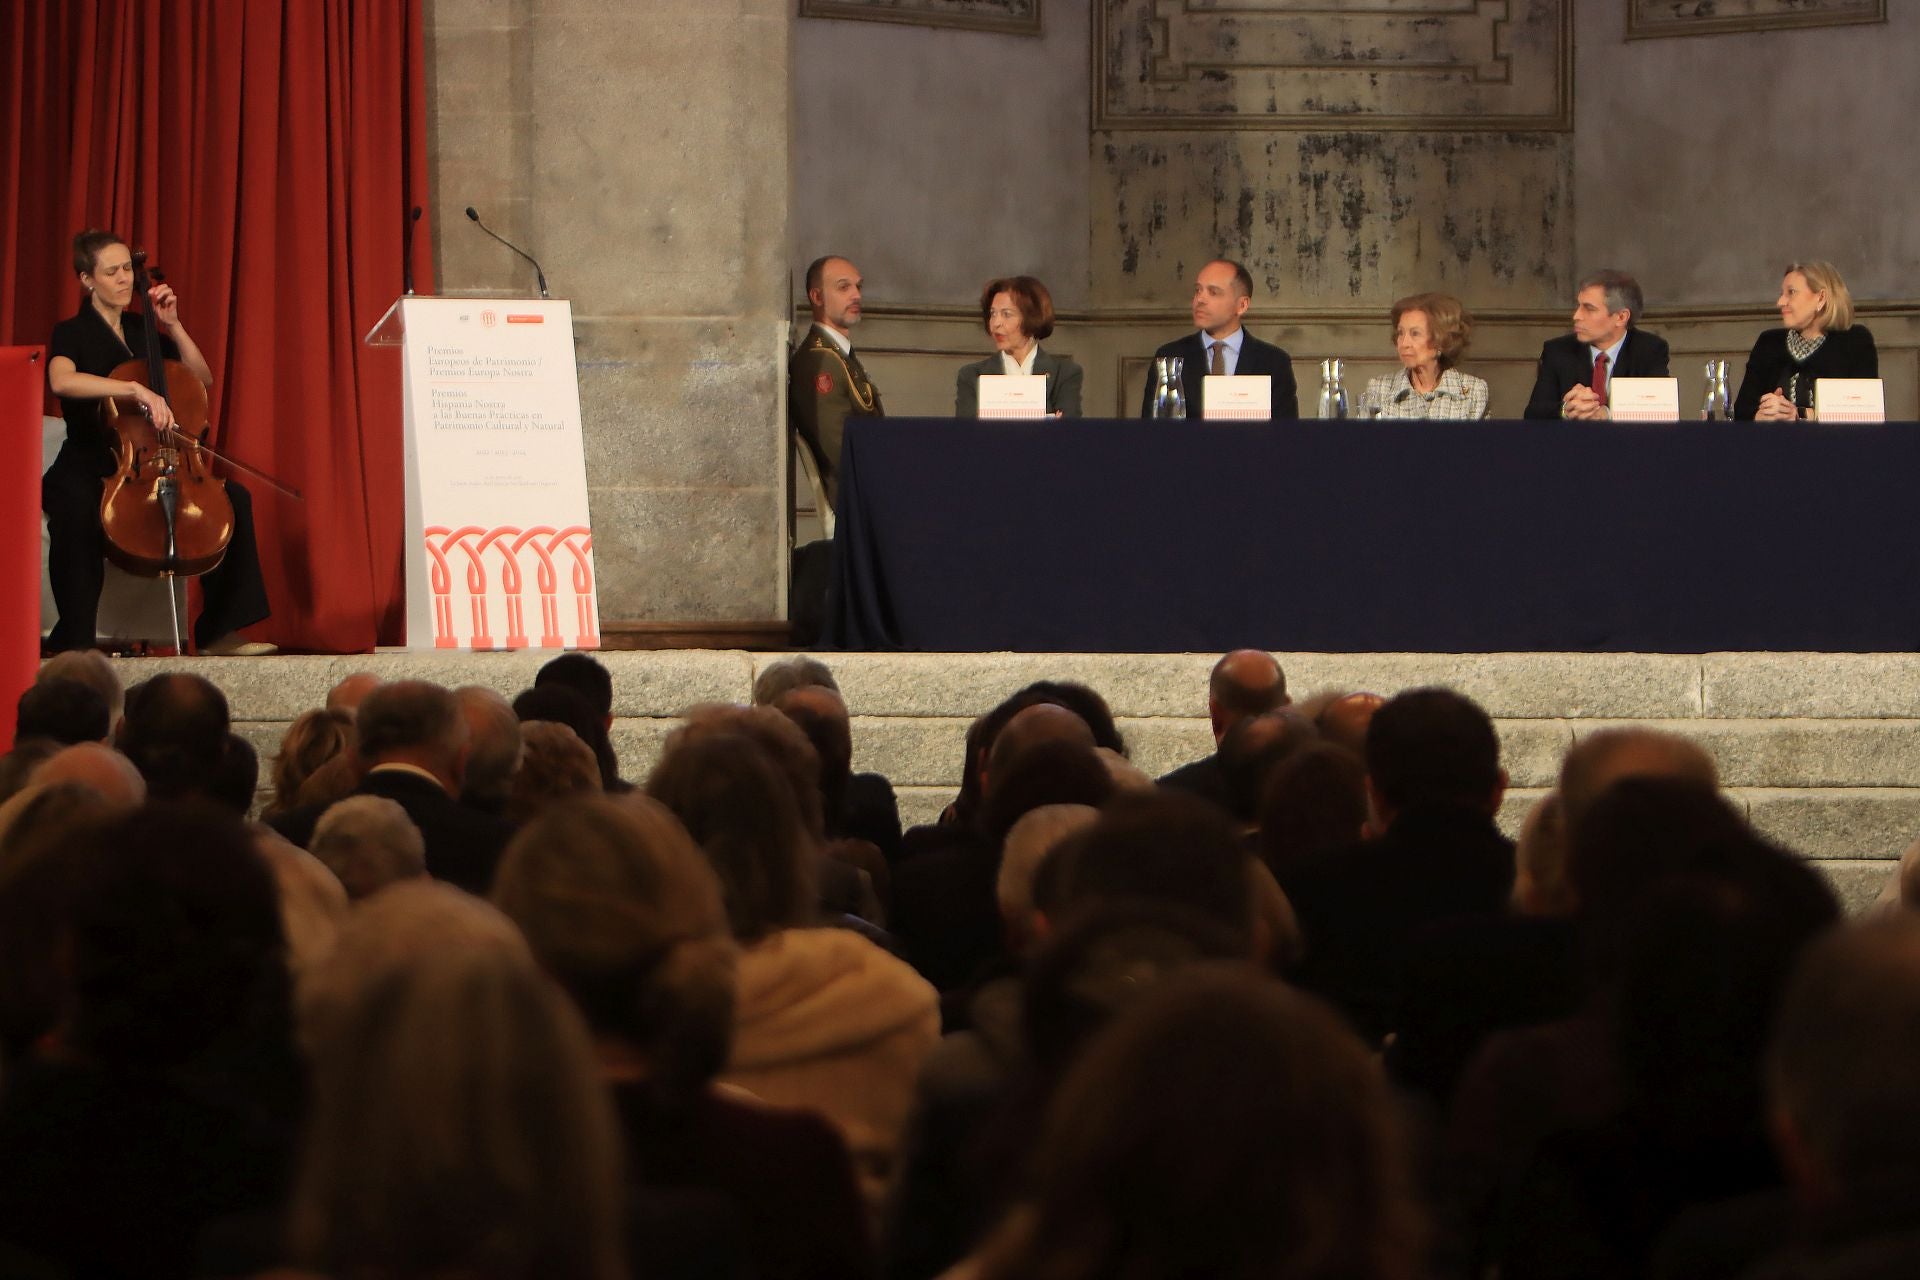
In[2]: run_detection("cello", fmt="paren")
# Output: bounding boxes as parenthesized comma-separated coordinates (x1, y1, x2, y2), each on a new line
(97, 252, 233, 578)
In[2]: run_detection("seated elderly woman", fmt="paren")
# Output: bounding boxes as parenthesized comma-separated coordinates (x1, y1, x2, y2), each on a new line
(955, 275, 1083, 418)
(1358, 292, 1490, 420)
(1734, 260, 1878, 420)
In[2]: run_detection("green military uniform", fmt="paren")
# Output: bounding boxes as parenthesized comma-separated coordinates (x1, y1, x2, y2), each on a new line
(789, 322, 883, 507)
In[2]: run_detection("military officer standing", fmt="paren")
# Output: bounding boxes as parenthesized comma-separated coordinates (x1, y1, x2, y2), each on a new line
(791, 254, 883, 506)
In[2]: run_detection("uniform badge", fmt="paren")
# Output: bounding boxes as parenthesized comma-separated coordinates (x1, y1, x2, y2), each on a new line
(815, 373, 834, 395)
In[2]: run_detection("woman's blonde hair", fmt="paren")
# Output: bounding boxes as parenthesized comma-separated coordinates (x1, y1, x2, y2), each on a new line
(1784, 260, 1855, 331)
(269, 708, 354, 817)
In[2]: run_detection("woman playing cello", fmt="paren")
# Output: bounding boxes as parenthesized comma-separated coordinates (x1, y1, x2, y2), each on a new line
(44, 229, 271, 654)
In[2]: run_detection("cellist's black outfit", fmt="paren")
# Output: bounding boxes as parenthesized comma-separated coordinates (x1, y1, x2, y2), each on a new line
(44, 302, 270, 651)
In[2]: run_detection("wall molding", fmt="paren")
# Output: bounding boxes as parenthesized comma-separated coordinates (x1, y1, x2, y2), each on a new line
(1626, 0, 1885, 40)
(799, 0, 1041, 36)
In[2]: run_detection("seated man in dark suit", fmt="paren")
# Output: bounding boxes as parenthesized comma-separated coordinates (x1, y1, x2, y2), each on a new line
(1523, 269, 1671, 420)
(1158, 649, 1289, 814)
(1139, 259, 1298, 420)
(1279, 686, 1516, 1047)
(268, 680, 514, 896)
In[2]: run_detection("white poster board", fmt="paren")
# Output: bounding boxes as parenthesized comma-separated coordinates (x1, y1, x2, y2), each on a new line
(976, 374, 1048, 419)
(1814, 379, 1886, 424)
(1608, 377, 1681, 423)
(384, 297, 600, 651)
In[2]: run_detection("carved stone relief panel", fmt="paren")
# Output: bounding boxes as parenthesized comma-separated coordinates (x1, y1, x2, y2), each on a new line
(1097, 0, 1571, 130)
(1626, 0, 1884, 40)
(799, 0, 1041, 36)
(1092, 131, 1574, 308)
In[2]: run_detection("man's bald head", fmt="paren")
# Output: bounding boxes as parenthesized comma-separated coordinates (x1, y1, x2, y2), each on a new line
(986, 703, 1096, 797)
(1208, 650, 1287, 741)
(32, 743, 146, 811)
(327, 672, 382, 714)
(1316, 691, 1386, 756)
(1559, 727, 1719, 835)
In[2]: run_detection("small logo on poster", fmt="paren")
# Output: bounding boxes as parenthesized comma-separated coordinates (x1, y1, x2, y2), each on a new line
(481, 309, 498, 328)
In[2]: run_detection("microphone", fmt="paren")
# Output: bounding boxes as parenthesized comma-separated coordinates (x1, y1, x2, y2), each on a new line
(465, 206, 549, 299)
(403, 205, 422, 295)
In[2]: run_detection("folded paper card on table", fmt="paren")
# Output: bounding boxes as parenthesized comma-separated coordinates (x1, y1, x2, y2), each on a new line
(1202, 374, 1273, 420)
(1814, 379, 1886, 423)
(1609, 377, 1681, 423)
(977, 374, 1048, 419)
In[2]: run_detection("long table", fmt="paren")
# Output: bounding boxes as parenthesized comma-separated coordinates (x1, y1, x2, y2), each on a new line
(820, 417, 1920, 653)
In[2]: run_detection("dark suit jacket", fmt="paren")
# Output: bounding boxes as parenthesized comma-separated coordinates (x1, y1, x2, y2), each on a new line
(889, 826, 1004, 994)
(955, 347, 1083, 418)
(1279, 803, 1516, 1047)
(266, 766, 514, 896)
(1156, 752, 1233, 815)
(1523, 328, 1671, 420)
(1732, 325, 1878, 420)
(1139, 329, 1298, 420)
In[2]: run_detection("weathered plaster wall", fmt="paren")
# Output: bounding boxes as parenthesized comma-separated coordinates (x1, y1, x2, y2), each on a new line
(427, 0, 790, 624)
(1090, 0, 1576, 310)
(1575, 3, 1919, 305)
(790, 5, 1091, 309)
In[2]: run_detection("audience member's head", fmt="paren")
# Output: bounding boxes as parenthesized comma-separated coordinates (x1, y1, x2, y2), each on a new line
(646, 730, 815, 942)
(751, 655, 840, 706)
(253, 830, 350, 985)
(508, 721, 603, 824)
(535, 652, 615, 723)
(998, 804, 1101, 955)
(1566, 776, 1751, 935)
(951, 688, 1082, 830)
(0, 782, 119, 1063)
(1021, 681, 1126, 757)
(494, 796, 738, 1111)
(1768, 918, 1920, 1203)
(1512, 791, 1572, 916)
(210, 732, 260, 816)
(63, 803, 290, 1069)
(978, 970, 1422, 1280)
(1364, 687, 1504, 822)
(271, 708, 355, 816)
(678, 702, 828, 840)
(453, 685, 522, 813)
(0, 738, 61, 802)
(325, 672, 381, 714)
(16, 678, 110, 745)
(1559, 726, 1719, 836)
(290, 936, 624, 1280)
(1257, 742, 1368, 877)
(355, 680, 468, 791)
(1095, 747, 1153, 792)
(513, 683, 620, 791)
(30, 742, 146, 810)
(116, 672, 231, 800)
(1049, 791, 1256, 952)
(984, 702, 1097, 802)
(1313, 690, 1387, 756)
(982, 738, 1113, 845)
(1207, 650, 1288, 742)
(309, 796, 427, 902)
(36, 649, 124, 725)
(1219, 706, 1317, 823)
(771, 684, 855, 828)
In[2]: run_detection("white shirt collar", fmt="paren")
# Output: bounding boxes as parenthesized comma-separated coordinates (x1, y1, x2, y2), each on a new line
(815, 322, 852, 356)
(1589, 332, 1627, 370)
(1000, 344, 1040, 376)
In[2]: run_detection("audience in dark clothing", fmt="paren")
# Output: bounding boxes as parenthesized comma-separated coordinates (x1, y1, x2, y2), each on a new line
(5, 650, 1914, 1280)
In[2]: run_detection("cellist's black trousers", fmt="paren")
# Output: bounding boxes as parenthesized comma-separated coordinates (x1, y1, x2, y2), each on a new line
(42, 443, 271, 652)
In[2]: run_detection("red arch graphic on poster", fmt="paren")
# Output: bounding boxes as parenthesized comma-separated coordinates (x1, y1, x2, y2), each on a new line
(424, 524, 598, 650)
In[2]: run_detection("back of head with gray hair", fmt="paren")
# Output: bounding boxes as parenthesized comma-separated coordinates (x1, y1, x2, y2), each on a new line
(354, 681, 466, 767)
(310, 796, 427, 902)
(999, 804, 1102, 946)
(37, 649, 124, 723)
(751, 656, 840, 707)
(1578, 269, 1645, 327)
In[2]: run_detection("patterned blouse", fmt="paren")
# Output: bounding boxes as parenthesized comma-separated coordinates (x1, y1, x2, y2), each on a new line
(1358, 367, 1491, 420)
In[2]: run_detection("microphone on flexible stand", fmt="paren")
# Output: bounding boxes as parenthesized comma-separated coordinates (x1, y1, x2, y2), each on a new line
(465, 206, 550, 299)
(403, 206, 423, 295)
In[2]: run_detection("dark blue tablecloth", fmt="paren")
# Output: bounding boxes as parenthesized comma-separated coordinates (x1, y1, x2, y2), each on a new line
(821, 417, 1920, 653)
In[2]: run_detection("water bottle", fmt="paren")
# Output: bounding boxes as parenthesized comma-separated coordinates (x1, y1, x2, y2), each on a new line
(1151, 356, 1187, 419)
(1700, 358, 1732, 420)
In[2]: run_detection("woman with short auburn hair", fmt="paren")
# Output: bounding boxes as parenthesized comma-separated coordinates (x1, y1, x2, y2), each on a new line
(956, 275, 1083, 418)
(1359, 291, 1490, 419)
(1734, 260, 1878, 421)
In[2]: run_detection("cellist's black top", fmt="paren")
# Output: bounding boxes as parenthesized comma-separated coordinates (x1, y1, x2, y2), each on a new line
(49, 301, 179, 473)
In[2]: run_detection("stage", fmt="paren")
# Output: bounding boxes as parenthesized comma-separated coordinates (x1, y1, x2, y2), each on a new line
(108, 647, 1920, 914)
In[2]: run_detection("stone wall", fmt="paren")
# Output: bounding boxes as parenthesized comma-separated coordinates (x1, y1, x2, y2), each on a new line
(151, 650, 1916, 915)
(426, 0, 791, 625)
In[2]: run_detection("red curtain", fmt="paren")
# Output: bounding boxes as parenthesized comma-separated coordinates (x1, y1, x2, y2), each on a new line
(0, 0, 431, 652)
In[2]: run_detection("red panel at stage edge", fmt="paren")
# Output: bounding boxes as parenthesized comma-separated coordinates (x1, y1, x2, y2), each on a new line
(1, 347, 46, 750)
